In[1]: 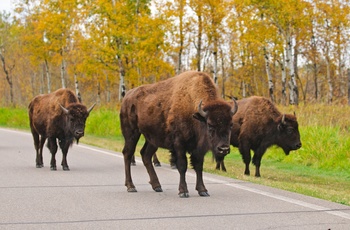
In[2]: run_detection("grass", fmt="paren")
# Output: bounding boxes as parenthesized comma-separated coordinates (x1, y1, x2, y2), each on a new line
(1, 104, 349, 206)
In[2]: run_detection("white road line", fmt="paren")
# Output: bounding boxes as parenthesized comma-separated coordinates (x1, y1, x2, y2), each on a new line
(78, 143, 350, 221)
(2, 128, 350, 220)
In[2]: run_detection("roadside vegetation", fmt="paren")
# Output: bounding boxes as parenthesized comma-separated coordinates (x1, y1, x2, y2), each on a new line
(1, 104, 349, 206)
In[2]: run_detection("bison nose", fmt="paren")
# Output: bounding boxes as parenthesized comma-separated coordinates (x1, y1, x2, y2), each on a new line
(218, 146, 230, 155)
(296, 142, 302, 149)
(75, 130, 84, 137)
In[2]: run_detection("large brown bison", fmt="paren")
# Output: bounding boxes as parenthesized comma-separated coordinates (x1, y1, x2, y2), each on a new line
(120, 71, 238, 198)
(215, 96, 302, 177)
(28, 88, 95, 171)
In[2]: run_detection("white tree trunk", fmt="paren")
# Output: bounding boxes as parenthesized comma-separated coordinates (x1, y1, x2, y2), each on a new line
(61, 59, 66, 88)
(74, 73, 81, 102)
(347, 68, 350, 105)
(280, 52, 287, 105)
(44, 59, 51, 93)
(286, 34, 297, 105)
(264, 47, 274, 102)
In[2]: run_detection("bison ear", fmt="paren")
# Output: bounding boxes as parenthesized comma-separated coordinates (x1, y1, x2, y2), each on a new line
(193, 113, 206, 123)
(59, 104, 69, 114)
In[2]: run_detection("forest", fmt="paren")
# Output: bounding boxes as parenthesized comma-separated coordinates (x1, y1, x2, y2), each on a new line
(1, 0, 350, 107)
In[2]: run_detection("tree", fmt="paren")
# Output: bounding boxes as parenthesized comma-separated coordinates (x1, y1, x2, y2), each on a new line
(0, 12, 16, 105)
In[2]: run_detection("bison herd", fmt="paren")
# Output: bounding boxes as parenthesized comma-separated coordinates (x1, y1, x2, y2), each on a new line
(28, 71, 302, 197)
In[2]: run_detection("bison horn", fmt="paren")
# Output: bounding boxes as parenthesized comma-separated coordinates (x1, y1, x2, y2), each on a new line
(230, 98, 238, 116)
(198, 100, 207, 117)
(59, 104, 69, 114)
(281, 114, 286, 125)
(88, 103, 96, 114)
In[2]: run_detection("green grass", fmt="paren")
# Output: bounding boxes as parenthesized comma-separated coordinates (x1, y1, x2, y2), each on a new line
(1, 105, 349, 206)
(0, 107, 29, 129)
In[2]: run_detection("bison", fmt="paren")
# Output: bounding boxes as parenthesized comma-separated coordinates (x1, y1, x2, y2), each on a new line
(215, 96, 302, 177)
(120, 71, 238, 197)
(28, 88, 95, 171)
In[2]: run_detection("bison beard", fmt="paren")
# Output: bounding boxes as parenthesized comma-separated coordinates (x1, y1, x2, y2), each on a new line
(120, 71, 237, 197)
(28, 88, 95, 171)
(215, 96, 302, 177)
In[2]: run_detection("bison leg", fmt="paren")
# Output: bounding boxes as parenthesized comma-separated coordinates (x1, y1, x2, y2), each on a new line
(252, 151, 263, 177)
(34, 133, 45, 168)
(122, 132, 141, 192)
(152, 153, 161, 167)
(59, 139, 71, 171)
(141, 142, 162, 192)
(131, 155, 136, 166)
(169, 150, 177, 169)
(175, 149, 189, 198)
(33, 131, 45, 168)
(191, 152, 209, 197)
(220, 160, 227, 172)
(239, 143, 251, 176)
(47, 137, 58, 170)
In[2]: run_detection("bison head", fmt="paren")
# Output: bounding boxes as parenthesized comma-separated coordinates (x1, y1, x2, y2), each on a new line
(277, 114, 302, 155)
(60, 103, 95, 143)
(193, 99, 238, 158)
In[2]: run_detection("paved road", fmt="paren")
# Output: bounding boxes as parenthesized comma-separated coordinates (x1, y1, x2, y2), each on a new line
(0, 128, 349, 230)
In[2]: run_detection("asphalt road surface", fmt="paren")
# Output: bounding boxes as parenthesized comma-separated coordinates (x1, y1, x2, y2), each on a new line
(0, 128, 349, 230)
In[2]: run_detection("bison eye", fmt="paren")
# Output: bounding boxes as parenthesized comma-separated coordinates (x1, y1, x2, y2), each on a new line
(287, 128, 293, 134)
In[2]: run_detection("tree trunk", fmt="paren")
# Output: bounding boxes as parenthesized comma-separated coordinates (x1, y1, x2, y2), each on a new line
(280, 54, 287, 106)
(97, 82, 101, 105)
(44, 59, 51, 93)
(118, 56, 126, 101)
(313, 62, 318, 101)
(74, 73, 81, 102)
(176, 0, 184, 74)
(286, 34, 298, 105)
(242, 80, 246, 98)
(196, 13, 202, 71)
(293, 41, 301, 103)
(325, 55, 333, 103)
(0, 53, 14, 105)
(213, 50, 218, 85)
(61, 59, 66, 88)
(347, 69, 350, 105)
(264, 47, 274, 102)
(105, 73, 111, 103)
(311, 34, 318, 101)
(220, 49, 226, 98)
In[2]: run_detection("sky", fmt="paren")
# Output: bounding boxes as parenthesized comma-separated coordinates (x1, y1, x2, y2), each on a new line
(0, 0, 14, 13)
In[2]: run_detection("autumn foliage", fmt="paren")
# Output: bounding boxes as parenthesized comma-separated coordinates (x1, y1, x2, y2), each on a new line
(1, 0, 350, 107)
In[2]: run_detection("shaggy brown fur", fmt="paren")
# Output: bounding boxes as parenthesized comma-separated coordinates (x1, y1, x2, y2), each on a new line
(28, 88, 95, 171)
(120, 71, 237, 197)
(215, 96, 302, 177)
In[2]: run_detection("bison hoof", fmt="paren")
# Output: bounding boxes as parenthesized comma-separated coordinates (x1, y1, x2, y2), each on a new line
(153, 187, 163, 192)
(198, 191, 210, 197)
(179, 192, 189, 198)
(36, 164, 44, 168)
(50, 166, 57, 171)
(131, 162, 136, 166)
(63, 166, 70, 171)
(127, 187, 137, 192)
(154, 162, 161, 167)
